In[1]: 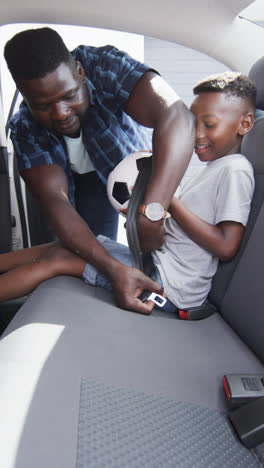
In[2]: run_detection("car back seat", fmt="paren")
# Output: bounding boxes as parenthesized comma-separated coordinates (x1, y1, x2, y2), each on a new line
(209, 58, 264, 363)
(0, 61, 264, 467)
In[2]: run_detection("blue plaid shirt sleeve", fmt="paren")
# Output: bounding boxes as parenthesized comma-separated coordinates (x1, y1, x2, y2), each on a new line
(10, 123, 53, 171)
(75, 45, 155, 109)
(9, 104, 69, 173)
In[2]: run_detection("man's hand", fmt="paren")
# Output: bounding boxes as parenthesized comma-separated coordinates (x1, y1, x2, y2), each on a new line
(111, 263, 164, 315)
(137, 214, 165, 253)
(119, 208, 165, 252)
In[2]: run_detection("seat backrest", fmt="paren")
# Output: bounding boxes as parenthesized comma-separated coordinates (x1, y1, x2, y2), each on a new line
(210, 59, 264, 363)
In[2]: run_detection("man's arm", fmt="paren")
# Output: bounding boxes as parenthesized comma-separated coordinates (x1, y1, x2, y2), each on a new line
(169, 197, 244, 261)
(126, 71, 195, 252)
(21, 163, 163, 313)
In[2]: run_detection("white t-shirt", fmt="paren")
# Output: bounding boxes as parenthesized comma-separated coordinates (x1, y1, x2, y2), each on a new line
(64, 132, 95, 174)
(152, 154, 255, 309)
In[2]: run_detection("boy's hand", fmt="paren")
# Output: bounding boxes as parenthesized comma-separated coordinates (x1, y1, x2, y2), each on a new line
(111, 264, 164, 315)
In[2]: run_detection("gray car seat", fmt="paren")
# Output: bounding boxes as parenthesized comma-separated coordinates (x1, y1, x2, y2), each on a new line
(0, 60, 264, 468)
(209, 59, 264, 363)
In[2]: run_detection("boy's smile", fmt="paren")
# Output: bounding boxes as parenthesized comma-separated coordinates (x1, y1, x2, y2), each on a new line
(190, 92, 252, 162)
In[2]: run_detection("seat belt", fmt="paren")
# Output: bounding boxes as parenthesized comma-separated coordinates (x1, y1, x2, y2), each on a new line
(125, 155, 216, 319)
(126, 155, 166, 307)
(126, 155, 152, 272)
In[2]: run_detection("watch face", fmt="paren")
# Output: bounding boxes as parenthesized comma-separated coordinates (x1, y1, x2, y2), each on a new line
(145, 203, 165, 221)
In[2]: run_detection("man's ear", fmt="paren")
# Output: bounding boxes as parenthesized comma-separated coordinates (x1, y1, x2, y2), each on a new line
(75, 61, 86, 82)
(238, 112, 254, 136)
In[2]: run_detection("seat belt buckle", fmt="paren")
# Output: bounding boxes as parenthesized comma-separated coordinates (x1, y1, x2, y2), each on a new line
(223, 374, 264, 410)
(139, 290, 167, 308)
(147, 292, 167, 307)
(178, 301, 217, 320)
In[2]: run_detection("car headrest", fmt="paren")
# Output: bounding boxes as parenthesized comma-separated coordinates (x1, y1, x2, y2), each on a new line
(242, 109, 264, 173)
(248, 57, 264, 110)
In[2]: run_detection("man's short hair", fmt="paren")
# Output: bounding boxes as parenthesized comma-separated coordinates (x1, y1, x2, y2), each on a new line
(193, 72, 256, 110)
(4, 27, 73, 83)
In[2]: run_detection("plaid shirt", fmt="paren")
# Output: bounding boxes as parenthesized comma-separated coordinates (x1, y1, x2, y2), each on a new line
(9, 45, 153, 204)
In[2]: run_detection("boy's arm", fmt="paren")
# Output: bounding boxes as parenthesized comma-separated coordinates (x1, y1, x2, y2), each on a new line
(169, 197, 245, 261)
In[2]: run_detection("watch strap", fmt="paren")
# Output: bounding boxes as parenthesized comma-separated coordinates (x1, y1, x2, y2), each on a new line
(138, 204, 146, 216)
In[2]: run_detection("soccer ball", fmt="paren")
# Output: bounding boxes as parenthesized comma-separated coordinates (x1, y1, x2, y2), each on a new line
(107, 151, 152, 214)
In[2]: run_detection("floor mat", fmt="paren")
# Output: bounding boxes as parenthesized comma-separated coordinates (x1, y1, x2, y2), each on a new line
(76, 378, 263, 467)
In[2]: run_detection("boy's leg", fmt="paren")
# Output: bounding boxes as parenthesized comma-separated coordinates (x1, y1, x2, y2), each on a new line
(0, 242, 58, 273)
(83, 235, 134, 290)
(0, 236, 128, 301)
(0, 261, 53, 302)
(0, 245, 86, 302)
(39, 244, 86, 277)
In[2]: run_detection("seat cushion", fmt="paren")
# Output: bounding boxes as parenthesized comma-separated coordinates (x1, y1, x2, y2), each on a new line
(0, 276, 263, 467)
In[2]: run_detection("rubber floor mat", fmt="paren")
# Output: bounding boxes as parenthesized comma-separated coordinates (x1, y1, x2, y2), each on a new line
(76, 378, 263, 468)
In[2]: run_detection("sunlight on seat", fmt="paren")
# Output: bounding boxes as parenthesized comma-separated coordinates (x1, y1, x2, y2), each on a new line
(0, 323, 64, 467)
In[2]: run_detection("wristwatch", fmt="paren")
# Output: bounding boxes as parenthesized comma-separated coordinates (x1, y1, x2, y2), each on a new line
(138, 203, 168, 221)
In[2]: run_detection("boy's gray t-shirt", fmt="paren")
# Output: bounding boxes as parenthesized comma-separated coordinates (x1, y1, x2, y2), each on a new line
(152, 154, 255, 309)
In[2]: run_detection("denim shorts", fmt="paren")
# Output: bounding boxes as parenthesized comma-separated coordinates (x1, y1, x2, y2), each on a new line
(82, 235, 178, 314)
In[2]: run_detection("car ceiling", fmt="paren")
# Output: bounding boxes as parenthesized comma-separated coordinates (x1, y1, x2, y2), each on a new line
(0, 0, 263, 72)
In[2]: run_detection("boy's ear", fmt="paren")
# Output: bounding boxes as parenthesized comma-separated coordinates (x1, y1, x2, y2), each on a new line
(238, 112, 254, 136)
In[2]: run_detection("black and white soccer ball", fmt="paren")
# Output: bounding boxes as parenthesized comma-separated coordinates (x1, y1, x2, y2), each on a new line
(107, 151, 152, 214)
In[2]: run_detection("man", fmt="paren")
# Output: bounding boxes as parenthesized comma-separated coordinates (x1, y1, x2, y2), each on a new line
(4, 27, 194, 313)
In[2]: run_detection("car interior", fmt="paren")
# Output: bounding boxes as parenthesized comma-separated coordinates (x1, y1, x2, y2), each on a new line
(0, 1, 264, 467)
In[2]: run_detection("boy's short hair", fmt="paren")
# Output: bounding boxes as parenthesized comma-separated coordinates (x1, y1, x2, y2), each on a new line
(193, 72, 256, 110)
(4, 27, 73, 83)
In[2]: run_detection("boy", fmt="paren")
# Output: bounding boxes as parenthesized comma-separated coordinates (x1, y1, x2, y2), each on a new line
(0, 72, 255, 314)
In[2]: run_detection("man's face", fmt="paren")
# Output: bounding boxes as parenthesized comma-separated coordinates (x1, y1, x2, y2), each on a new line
(190, 92, 246, 162)
(18, 61, 89, 137)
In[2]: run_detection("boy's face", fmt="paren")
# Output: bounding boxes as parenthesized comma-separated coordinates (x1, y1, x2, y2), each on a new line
(190, 92, 250, 162)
